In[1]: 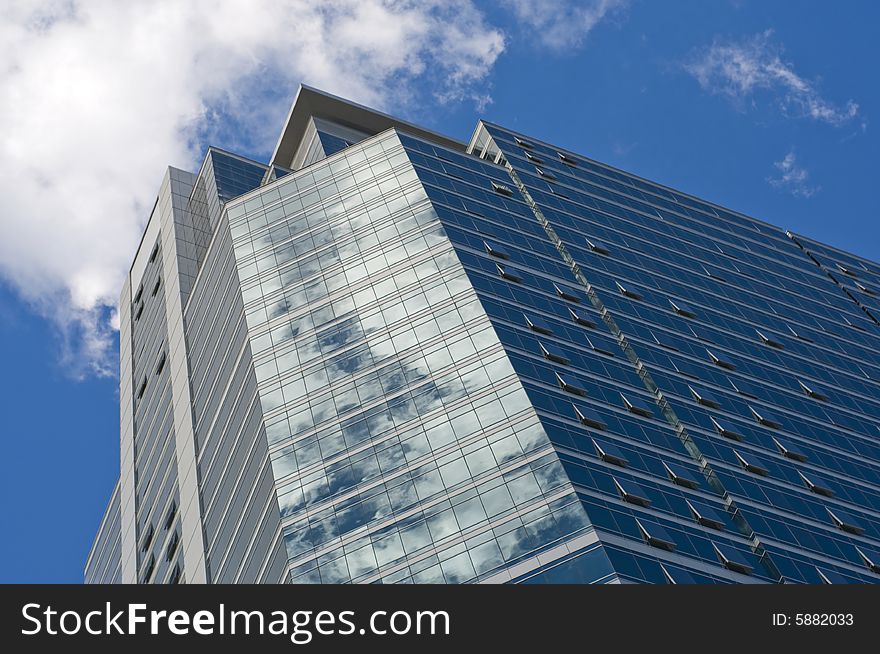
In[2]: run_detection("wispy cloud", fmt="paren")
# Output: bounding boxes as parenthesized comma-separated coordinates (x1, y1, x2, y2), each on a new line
(768, 150, 820, 198)
(684, 30, 859, 126)
(504, 0, 628, 51)
(0, 0, 506, 378)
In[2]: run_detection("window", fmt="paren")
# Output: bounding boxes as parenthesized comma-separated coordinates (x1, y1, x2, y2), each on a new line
(836, 263, 857, 277)
(585, 336, 615, 357)
(164, 501, 177, 530)
(484, 241, 510, 260)
(798, 470, 834, 497)
(710, 417, 742, 441)
(620, 392, 653, 417)
(748, 405, 782, 429)
(686, 499, 726, 530)
(614, 478, 652, 507)
(136, 376, 148, 400)
(151, 277, 161, 297)
(593, 438, 628, 467)
(650, 330, 678, 351)
(491, 181, 513, 196)
(669, 299, 697, 318)
(702, 264, 726, 281)
(149, 241, 160, 263)
(166, 531, 180, 561)
(496, 263, 522, 283)
(728, 378, 757, 398)
(615, 281, 642, 300)
(816, 567, 849, 584)
(660, 564, 694, 583)
(133, 283, 144, 305)
(134, 302, 144, 321)
(798, 380, 828, 401)
(855, 281, 875, 296)
(756, 330, 784, 349)
(540, 342, 570, 365)
(827, 508, 864, 535)
(573, 402, 606, 430)
(554, 283, 581, 303)
(707, 349, 736, 370)
(556, 372, 585, 396)
(141, 555, 156, 584)
(568, 307, 596, 328)
(786, 324, 813, 342)
(689, 385, 720, 408)
(712, 543, 752, 575)
(168, 563, 182, 585)
(663, 461, 700, 489)
(514, 136, 533, 149)
(843, 316, 866, 332)
(155, 351, 167, 376)
(525, 152, 543, 164)
(687, 324, 713, 343)
(557, 151, 578, 166)
(733, 450, 769, 476)
(141, 523, 154, 553)
(672, 360, 701, 380)
(772, 437, 808, 462)
(585, 238, 610, 255)
(855, 547, 880, 574)
(535, 167, 556, 180)
(525, 313, 553, 335)
(636, 519, 676, 551)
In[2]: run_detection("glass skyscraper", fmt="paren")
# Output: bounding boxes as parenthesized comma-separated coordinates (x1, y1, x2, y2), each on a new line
(85, 86, 880, 585)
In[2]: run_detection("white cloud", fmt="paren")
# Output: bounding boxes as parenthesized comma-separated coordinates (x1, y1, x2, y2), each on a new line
(504, 0, 627, 51)
(684, 30, 859, 126)
(768, 150, 820, 198)
(0, 0, 505, 378)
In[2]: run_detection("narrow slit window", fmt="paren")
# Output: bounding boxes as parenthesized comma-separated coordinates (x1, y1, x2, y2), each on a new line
(855, 281, 875, 296)
(756, 330, 784, 349)
(148, 241, 160, 263)
(773, 437, 808, 462)
(827, 508, 864, 535)
(134, 302, 144, 322)
(663, 461, 700, 489)
(484, 241, 510, 260)
(621, 392, 653, 417)
(636, 519, 676, 551)
(585, 336, 615, 357)
(492, 181, 514, 196)
(141, 524, 154, 553)
(525, 314, 553, 335)
(669, 299, 697, 318)
(798, 380, 828, 401)
(151, 277, 161, 297)
(169, 563, 182, 585)
(734, 450, 769, 476)
(554, 283, 581, 303)
(799, 470, 834, 497)
(749, 405, 782, 429)
(573, 402, 606, 430)
(164, 501, 177, 530)
(614, 478, 652, 507)
(836, 263, 857, 277)
(155, 351, 167, 376)
(133, 283, 144, 305)
(686, 499, 726, 530)
(137, 376, 148, 400)
(540, 342, 570, 365)
(141, 555, 156, 584)
(535, 167, 556, 180)
(689, 385, 720, 408)
(712, 543, 753, 575)
(496, 263, 522, 283)
(593, 438, 628, 467)
(525, 152, 543, 164)
(586, 238, 610, 255)
(615, 281, 643, 300)
(514, 137, 533, 149)
(166, 531, 180, 561)
(569, 307, 596, 328)
(711, 417, 743, 441)
(556, 372, 585, 396)
(707, 349, 736, 370)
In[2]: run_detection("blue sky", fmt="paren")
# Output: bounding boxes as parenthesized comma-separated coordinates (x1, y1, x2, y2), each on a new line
(0, 0, 877, 582)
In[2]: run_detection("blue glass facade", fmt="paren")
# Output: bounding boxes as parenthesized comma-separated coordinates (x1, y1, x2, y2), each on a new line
(87, 87, 880, 584)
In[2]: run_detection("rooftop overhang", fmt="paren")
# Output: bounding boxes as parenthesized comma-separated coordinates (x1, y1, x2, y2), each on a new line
(269, 85, 465, 169)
